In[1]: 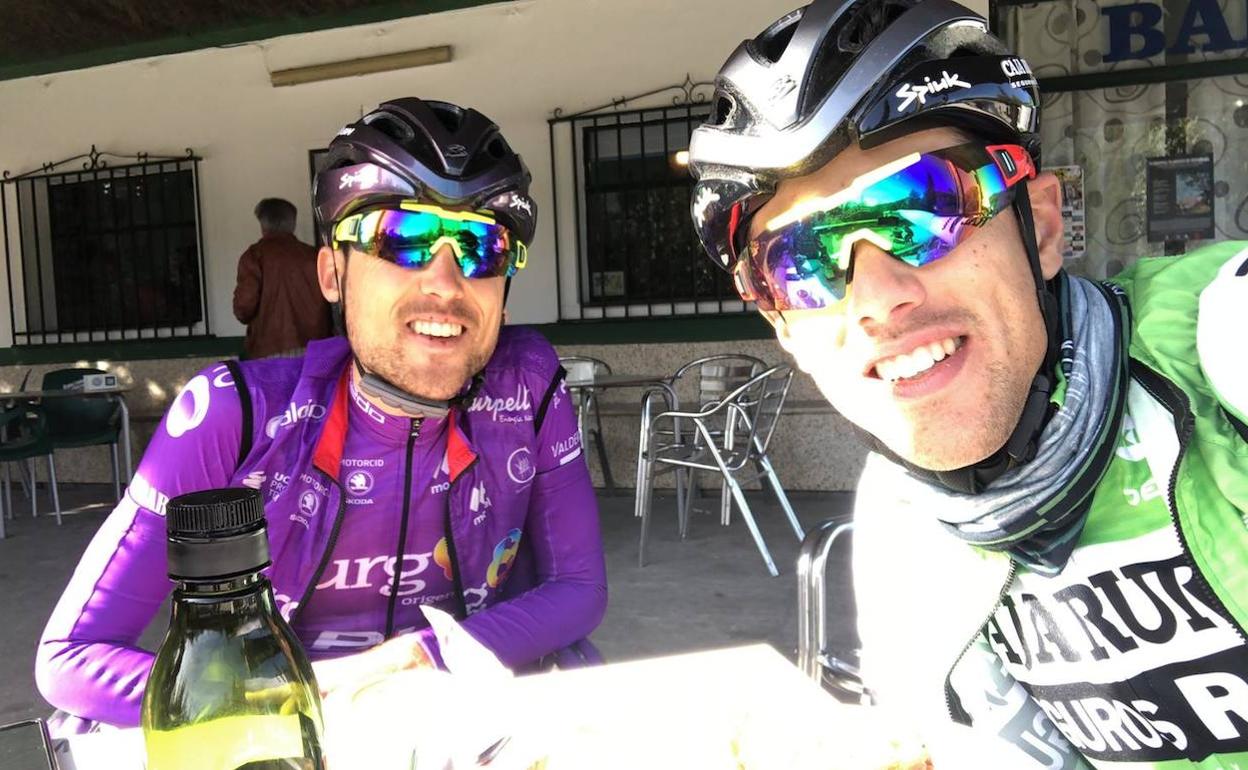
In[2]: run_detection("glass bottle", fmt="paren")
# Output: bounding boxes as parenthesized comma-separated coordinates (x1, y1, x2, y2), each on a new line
(141, 488, 325, 770)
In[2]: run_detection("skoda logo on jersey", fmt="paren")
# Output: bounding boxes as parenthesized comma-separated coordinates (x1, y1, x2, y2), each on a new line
(265, 400, 328, 438)
(895, 71, 971, 112)
(346, 470, 374, 496)
(299, 490, 320, 516)
(507, 447, 536, 484)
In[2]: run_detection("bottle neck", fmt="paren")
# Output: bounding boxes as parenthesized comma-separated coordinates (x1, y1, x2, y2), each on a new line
(171, 572, 279, 623)
(176, 571, 265, 596)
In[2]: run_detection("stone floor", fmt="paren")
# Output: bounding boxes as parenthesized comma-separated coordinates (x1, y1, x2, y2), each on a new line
(0, 483, 856, 726)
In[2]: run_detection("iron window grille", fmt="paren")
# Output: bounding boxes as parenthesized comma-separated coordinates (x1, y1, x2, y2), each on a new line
(1, 146, 209, 345)
(548, 77, 748, 321)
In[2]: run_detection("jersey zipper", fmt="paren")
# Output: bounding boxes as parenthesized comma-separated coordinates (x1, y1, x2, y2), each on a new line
(384, 416, 422, 638)
(288, 470, 348, 626)
(1130, 361, 1248, 645)
(443, 452, 477, 620)
(945, 558, 1017, 723)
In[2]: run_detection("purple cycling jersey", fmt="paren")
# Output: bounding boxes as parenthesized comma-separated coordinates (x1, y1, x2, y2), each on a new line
(35, 329, 607, 729)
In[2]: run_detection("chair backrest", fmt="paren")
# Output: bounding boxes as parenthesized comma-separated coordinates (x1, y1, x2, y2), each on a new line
(796, 518, 864, 702)
(40, 367, 119, 437)
(0, 404, 53, 458)
(673, 354, 765, 409)
(744, 364, 794, 457)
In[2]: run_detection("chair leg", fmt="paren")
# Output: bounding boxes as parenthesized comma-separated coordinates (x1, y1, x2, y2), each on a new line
(591, 407, 614, 494)
(673, 468, 687, 539)
(3, 462, 11, 521)
(636, 456, 657, 567)
(47, 454, 62, 525)
(110, 442, 122, 502)
(1, 464, 8, 538)
(633, 413, 649, 518)
(720, 476, 732, 527)
(723, 471, 779, 577)
(678, 469, 697, 540)
(757, 454, 804, 540)
(29, 459, 38, 519)
(18, 459, 33, 501)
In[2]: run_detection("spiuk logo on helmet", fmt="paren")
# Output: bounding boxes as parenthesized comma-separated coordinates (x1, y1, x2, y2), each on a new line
(895, 71, 972, 112)
(339, 166, 380, 190)
(509, 196, 534, 216)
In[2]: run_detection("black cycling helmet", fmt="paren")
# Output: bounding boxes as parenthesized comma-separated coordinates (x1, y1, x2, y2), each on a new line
(689, 0, 1039, 270)
(690, 0, 1060, 494)
(314, 97, 536, 247)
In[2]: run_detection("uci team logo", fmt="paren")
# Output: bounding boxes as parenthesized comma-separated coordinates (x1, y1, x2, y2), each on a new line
(487, 529, 522, 588)
(507, 447, 536, 484)
(346, 470, 374, 496)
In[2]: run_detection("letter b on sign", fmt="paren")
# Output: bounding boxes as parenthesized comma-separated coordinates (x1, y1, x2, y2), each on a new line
(1102, 3, 1166, 62)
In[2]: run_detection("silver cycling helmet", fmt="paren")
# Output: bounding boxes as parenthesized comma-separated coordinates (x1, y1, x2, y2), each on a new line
(688, 0, 1040, 271)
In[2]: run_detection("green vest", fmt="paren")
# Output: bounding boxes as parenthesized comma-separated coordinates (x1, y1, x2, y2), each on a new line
(979, 243, 1248, 769)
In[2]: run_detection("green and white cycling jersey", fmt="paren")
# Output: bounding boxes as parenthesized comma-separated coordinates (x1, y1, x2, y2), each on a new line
(855, 242, 1248, 770)
(958, 384, 1247, 769)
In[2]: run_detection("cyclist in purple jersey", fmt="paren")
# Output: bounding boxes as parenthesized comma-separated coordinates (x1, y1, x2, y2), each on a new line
(35, 98, 607, 733)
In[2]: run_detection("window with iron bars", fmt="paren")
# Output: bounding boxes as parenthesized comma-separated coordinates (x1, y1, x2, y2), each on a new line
(1, 152, 208, 345)
(550, 96, 746, 320)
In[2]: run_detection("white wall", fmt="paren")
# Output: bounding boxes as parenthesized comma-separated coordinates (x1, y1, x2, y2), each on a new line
(0, 0, 987, 347)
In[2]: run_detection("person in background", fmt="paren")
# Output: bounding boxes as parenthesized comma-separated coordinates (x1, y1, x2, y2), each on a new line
(233, 197, 333, 358)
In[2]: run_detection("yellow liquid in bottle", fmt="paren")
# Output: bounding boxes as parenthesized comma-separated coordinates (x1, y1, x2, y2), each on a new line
(145, 713, 319, 770)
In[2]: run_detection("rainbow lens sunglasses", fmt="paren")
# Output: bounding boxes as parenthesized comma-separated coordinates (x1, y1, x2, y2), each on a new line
(736, 143, 1036, 311)
(332, 201, 528, 279)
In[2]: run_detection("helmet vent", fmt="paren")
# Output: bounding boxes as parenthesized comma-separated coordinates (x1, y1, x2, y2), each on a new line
(363, 112, 416, 144)
(754, 13, 800, 64)
(798, 0, 917, 116)
(431, 105, 463, 133)
(488, 138, 508, 159)
(836, 0, 917, 53)
(712, 95, 735, 127)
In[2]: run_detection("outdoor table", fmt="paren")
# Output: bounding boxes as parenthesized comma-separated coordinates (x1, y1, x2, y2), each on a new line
(54, 643, 945, 770)
(0, 387, 134, 485)
(563, 373, 677, 494)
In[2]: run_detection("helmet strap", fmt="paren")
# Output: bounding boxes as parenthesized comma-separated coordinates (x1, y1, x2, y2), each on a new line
(352, 357, 483, 420)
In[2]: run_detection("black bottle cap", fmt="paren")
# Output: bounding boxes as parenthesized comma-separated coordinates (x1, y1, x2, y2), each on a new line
(165, 488, 271, 581)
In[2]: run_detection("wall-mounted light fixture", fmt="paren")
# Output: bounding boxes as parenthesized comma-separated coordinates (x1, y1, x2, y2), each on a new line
(270, 45, 452, 87)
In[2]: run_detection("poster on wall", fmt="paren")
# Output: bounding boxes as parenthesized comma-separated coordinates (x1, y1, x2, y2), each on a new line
(1047, 165, 1086, 262)
(1146, 155, 1215, 243)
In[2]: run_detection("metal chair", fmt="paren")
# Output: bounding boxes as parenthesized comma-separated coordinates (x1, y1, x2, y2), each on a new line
(635, 364, 804, 576)
(796, 519, 869, 703)
(635, 354, 765, 525)
(41, 367, 124, 501)
(0, 404, 63, 537)
(558, 356, 615, 491)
